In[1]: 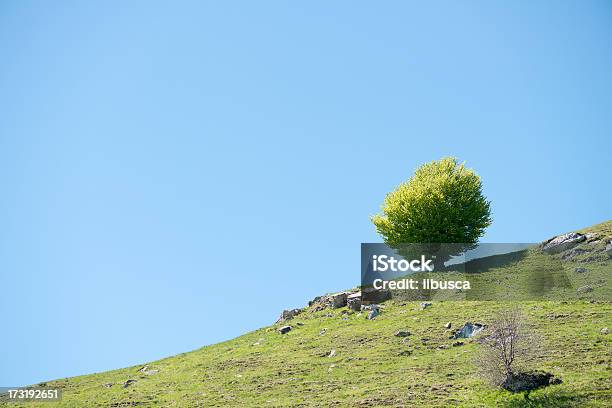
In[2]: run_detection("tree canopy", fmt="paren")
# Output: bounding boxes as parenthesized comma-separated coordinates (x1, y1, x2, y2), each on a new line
(372, 157, 492, 252)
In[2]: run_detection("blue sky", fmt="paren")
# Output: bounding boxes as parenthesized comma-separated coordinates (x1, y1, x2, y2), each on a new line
(1, 1, 610, 386)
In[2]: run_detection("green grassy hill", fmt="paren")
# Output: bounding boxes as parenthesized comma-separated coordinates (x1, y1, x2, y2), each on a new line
(3, 222, 611, 407)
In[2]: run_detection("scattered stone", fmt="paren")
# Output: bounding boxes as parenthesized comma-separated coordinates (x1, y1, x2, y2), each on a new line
(362, 304, 381, 319)
(437, 344, 449, 350)
(452, 341, 464, 347)
(277, 308, 302, 323)
(577, 285, 593, 294)
(398, 349, 413, 356)
(139, 366, 159, 376)
(328, 349, 336, 358)
(502, 371, 561, 393)
(444, 322, 452, 329)
(542, 232, 585, 254)
(601, 327, 609, 335)
(395, 330, 411, 337)
(575, 267, 588, 273)
(319, 328, 327, 336)
(328, 364, 336, 372)
(547, 313, 570, 320)
(420, 302, 432, 310)
(453, 322, 484, 339)
(278, 325, 292, 334)
(122, 379, 137, 388)
(103, 383, 113, 388)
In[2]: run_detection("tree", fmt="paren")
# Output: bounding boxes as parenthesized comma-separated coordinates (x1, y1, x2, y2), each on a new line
(371, 157, 492, 266)
(475, 308, 548, 392)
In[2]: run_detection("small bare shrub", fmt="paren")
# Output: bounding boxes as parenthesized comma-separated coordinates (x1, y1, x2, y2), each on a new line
(475, 307, 541, 387)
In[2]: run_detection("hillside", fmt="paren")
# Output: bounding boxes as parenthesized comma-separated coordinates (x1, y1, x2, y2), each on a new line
(3, 221, 611, 407)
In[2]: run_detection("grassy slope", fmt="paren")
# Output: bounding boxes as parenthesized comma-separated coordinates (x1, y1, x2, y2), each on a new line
(4, 222, 611, 408)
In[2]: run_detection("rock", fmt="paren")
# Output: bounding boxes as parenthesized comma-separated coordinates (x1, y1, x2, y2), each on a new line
(601, 327, 609, 334)
(327, 349, 336, 357)
(575, 267, 588, 273)
(123, 379, 137, 388)
(542, 232, 585, 254)
(453, 322, 484, 339)
(319, 328, 327, 336)
(367, 308, 380, 320)
(452, 341, 464, 347)
(606, 241, 612, 257)
(347, 292, 362, 311)
(577, 285, 593, 294)
(139, 365, 158, 376)
(395, 330, 411, 337)
(501, 371, 561, 393)
(277, 308, 302, 323)
(103, 383, 113, 388)
(420, 302, 432, 310)
(561, 247, 587, 260)
(444, 322, 452, 329)
(398, 349, 413, 356)
(437, 344, 449, 350)
(329, 292, 348, 308)
(309, 291, 357, 311)
(547, 313, 570, 320)
(278, 325, 292, 334)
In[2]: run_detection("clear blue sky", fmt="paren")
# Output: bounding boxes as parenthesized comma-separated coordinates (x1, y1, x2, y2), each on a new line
(1, 1, 610, 387)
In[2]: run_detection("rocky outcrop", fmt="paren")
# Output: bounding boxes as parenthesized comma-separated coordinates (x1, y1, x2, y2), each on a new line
(276, 308, 303, 323)
(542, 232, 586, 254)
(347, 292, 362, 311)
(308, 290, 359, 311)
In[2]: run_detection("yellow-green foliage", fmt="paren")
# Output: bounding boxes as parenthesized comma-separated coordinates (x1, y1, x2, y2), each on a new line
(372, 157, 492, 245)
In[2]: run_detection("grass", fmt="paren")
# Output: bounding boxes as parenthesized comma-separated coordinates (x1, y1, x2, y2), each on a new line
(3, 221, 610, 407)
